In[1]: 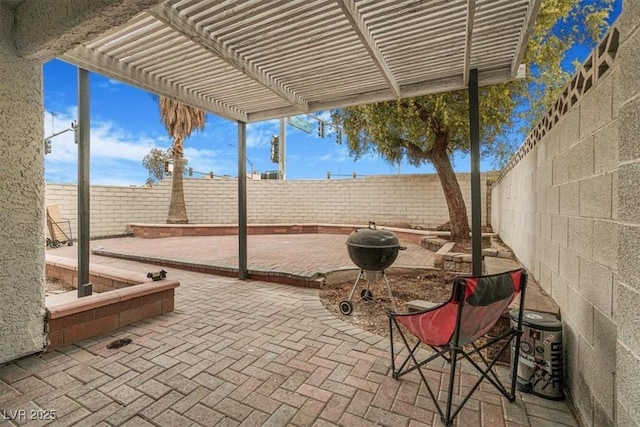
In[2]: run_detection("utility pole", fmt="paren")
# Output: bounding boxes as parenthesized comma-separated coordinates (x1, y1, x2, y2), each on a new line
(279, 118, 286, 180)
(43, 122, 77, 155)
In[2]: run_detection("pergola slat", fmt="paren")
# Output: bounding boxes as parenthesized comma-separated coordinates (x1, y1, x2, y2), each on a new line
(59, 0, 538, 122)
(148, 3, 309, 110)
(60, 46, 248, 122)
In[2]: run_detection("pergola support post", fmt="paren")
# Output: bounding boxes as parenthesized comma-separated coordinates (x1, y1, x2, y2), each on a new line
(77, 68, 92, 297)
(469, 68, 482, 276)
(238, 121, 248, 280)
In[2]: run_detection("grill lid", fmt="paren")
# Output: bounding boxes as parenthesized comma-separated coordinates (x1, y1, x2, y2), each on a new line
(346, 222, 399, 249)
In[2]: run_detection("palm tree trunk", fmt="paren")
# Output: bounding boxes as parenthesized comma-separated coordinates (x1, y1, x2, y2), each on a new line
(167, 137, 188, 224)
(430, 133, 471, 243)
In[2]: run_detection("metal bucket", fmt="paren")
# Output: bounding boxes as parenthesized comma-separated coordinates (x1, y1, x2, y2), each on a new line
(510, 309, 564, 400)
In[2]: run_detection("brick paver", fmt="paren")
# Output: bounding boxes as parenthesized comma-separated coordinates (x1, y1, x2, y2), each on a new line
(56, 233, 433, 281)
(0, 238, 578, 426)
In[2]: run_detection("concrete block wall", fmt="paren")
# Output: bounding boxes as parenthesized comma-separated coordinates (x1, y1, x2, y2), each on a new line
(45, 173, 487, 239)
(45, 184, 167, 238)
(492, 10, 639, 427)
(614, 2, 640, 425)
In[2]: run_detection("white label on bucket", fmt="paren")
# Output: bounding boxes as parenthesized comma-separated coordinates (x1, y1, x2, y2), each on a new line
(525, 313, 544, 320)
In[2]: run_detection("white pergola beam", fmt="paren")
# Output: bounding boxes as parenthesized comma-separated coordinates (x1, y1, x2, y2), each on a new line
(14, 0, 165, 61)
(511, 0, 541, 77)
(248, 66, 521, 122)
(148, 4, 309, 111)
(463, 0, 476, 86)
(336, 0, 401, 98)
(61, 46, 248, 122)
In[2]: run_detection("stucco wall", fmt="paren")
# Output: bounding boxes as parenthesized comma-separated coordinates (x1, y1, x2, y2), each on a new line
(45, 173, 488, 239)
(492, 13, 639, 427)
(0, 4, 47, 364)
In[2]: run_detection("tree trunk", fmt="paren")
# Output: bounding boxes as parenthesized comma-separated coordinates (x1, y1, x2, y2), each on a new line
(430, 134, 471, 243)
(167, 137, 189, 224)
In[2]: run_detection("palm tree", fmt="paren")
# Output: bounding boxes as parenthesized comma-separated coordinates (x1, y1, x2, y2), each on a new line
(158, 96, 206, 224)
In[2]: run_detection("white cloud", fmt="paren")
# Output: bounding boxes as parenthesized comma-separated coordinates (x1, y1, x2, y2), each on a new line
(199, 117, 236, 140)
(43, 110, 235, 185)
(312, 111, 332, 122)
(328, 145, 351, 162)
(96, 78, 123, 91)
(247, 119, 279, 148)
(90, 122, 162, 161)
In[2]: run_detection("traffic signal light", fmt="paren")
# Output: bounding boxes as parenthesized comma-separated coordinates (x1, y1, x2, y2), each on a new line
(72, 121, 79, 145)
(209, 171, 213, 178)
(336, 130, 342, 144)
(270, 135, 279, 163)
(44, 139, 52, 155)
(188, 167, 193, 176)
(318, 122, 325, 138)
(164, 161, 169, 173)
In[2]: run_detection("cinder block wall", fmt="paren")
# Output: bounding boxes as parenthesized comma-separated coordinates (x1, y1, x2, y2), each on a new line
(491, 13, 640, 427)
(614, 2, 640, 426)
(45, 173, 487, 239)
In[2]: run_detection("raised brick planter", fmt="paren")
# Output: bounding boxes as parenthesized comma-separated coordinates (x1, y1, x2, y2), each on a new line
(421, 233, 493, 250)
(45, 254, 179, 350)
(127, 223, 357, 238)
(442, 252, 487, 274)
(46, 254, 148, 292)
(46, 281, 178, 350)
(127, 223, 443, 245)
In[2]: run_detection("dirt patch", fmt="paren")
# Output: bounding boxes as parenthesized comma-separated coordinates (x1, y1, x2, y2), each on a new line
(320, 268, 514, 364)
(45, 277, 75, 296)
(320, 269, 458, 337)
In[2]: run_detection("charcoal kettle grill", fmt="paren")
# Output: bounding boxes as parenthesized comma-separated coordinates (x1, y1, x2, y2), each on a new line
(340, 222, 404, 315)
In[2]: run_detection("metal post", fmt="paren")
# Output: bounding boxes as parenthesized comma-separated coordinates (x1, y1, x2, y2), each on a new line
(77, 68, 92, 297)
(279, 118, 286, 180)
(238, 121, 248, 280)
(469, 68, 482, 276)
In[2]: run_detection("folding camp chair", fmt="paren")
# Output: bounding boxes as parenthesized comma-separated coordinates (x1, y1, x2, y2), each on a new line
(388, 269, 528, 426)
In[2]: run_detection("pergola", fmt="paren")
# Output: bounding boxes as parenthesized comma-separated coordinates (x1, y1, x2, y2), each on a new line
(48, 0, 539, 288)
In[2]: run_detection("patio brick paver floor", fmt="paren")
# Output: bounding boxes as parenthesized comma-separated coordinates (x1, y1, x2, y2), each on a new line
(1, 237, 578, 426)
(84, 234, 434, 279)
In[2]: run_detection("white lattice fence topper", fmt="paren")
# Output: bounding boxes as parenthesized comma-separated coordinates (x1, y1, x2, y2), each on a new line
(498, 26, 620, 182)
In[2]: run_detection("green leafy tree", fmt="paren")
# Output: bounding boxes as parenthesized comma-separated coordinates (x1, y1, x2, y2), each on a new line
(142, 147, 189, 186)
(158, 96, 205, 224)
(142, 147, 170, 186)
(331, 0, 614, 242)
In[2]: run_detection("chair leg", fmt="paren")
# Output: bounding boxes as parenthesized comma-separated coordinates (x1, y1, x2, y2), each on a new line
(389, 315, 396, 378)
(510, 330, 524, 399)
(443, 346, 459, 426)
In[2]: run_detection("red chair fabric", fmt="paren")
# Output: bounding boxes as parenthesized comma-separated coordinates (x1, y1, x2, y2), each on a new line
(388, 268, 528, 426)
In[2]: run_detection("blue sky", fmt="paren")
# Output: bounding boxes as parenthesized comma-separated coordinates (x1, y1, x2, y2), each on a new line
(43, 60, 452, 186)
(43, 1, 621, 186)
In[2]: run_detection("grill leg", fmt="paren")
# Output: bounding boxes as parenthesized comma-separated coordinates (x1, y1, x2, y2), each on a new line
(346, 270, 364, 302)
(382, 272, 397, 312)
